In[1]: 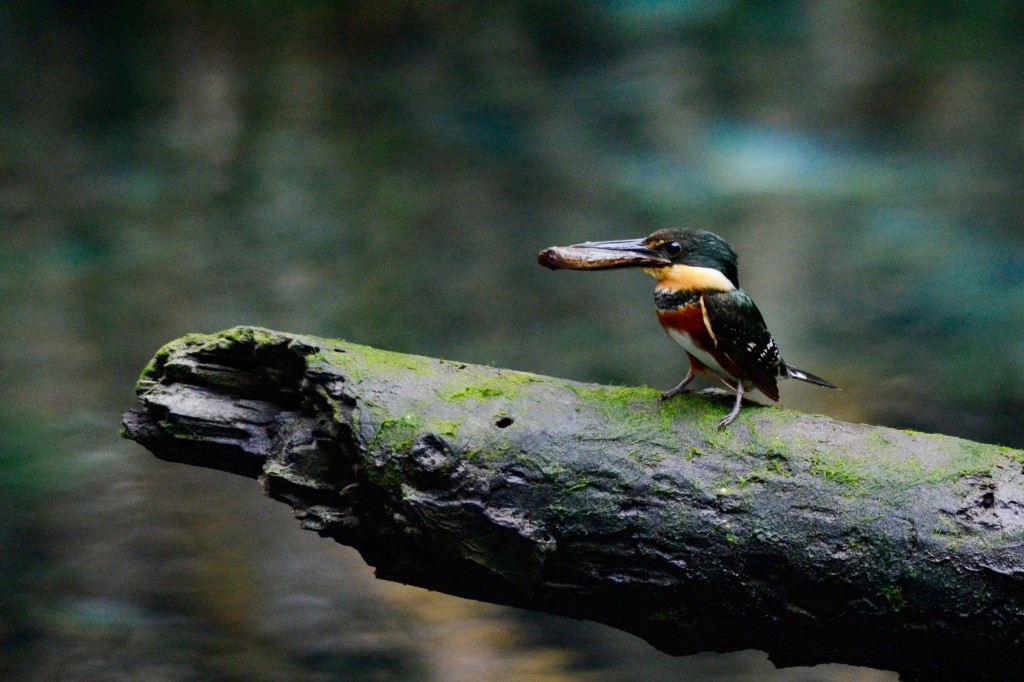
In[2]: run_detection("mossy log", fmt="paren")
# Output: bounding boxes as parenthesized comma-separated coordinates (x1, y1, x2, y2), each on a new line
(121, 327, 1024, 681)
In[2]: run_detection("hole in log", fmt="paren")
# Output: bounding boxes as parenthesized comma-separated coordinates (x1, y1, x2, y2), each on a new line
(495, 416, 514, 428)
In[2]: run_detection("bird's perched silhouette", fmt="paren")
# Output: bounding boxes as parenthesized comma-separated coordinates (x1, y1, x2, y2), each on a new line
(539, 228, 836, 428)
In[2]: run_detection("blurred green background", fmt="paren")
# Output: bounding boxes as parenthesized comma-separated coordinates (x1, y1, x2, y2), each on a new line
(2, 1, 1022, 680)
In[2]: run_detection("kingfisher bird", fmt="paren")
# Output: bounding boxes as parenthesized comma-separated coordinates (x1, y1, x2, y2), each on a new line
(538, 228, 837, 428)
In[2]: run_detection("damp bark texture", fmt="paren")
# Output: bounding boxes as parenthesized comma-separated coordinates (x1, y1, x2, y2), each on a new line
(121, 327, 1024, 681)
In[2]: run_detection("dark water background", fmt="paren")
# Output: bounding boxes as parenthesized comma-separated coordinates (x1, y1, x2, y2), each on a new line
(3, 2, 1023, 679)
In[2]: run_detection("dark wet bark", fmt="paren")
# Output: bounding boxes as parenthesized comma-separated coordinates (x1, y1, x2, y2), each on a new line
(122, 327, 1024, 681)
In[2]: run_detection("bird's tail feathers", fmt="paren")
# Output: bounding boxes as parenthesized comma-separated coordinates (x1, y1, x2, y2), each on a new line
(781, 363, 837, 389)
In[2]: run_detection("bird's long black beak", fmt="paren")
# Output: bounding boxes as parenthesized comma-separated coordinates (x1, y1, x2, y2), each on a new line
(538, 238, 671, 271)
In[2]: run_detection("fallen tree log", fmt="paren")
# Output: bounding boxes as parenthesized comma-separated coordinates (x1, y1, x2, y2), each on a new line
(121, 326, 1024, 681)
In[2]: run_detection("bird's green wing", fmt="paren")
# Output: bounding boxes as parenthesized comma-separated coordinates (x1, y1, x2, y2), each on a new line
(701, 289, 782, 401)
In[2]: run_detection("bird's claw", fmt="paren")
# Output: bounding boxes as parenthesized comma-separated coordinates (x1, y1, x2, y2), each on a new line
(658, 388, 689, 402)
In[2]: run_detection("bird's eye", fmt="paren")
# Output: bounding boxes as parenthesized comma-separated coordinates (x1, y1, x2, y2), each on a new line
(664, 241, 682, 257)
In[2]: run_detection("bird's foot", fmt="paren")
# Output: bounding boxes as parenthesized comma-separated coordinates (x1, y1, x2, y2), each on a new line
(717, 411, 739, 430)
(659, 370, 695, 402)
(658, 386, 690, 402)
(717, 382, 745, 429)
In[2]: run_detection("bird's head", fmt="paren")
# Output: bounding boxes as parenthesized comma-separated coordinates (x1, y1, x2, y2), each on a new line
(539, 228, 739, 290)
